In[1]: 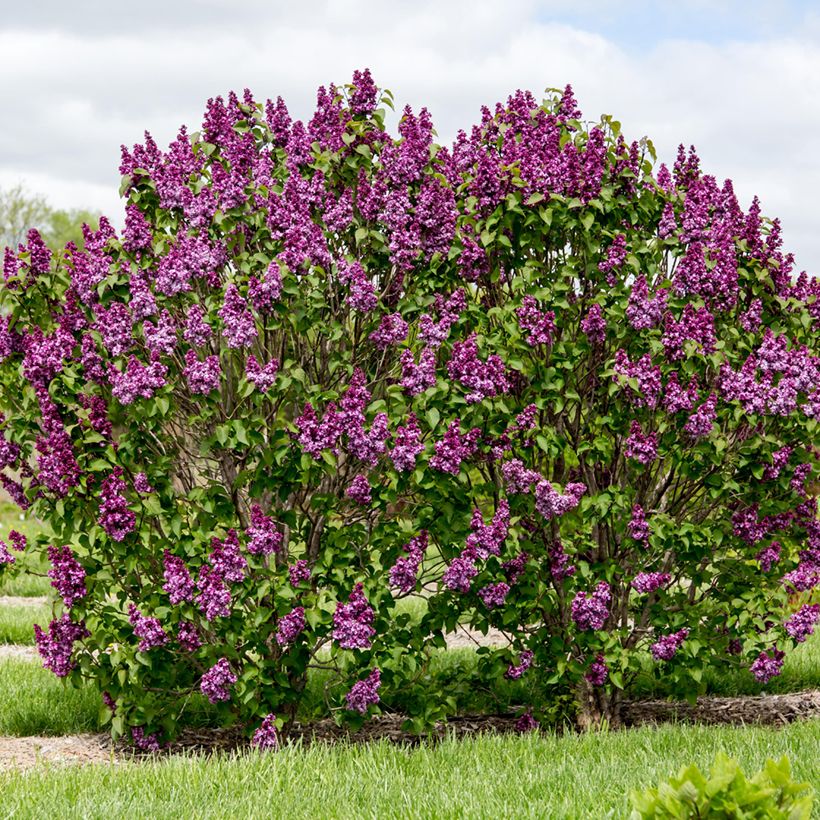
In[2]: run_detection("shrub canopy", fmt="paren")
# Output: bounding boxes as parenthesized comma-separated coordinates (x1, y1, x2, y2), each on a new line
(1, 69, 819, 743)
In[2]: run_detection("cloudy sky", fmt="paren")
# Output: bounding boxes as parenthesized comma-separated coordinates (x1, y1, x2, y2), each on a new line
(2, 0, 819, 272)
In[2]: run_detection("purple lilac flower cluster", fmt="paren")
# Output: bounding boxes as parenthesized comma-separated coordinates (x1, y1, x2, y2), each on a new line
(548, 540, 576, 580)
(208, 530, 247, 582)
(465, 500, 510, 559)
(246, 504, 283, 556)
(8, 530, 26, 551)
(756, 541, 781, 572)
(332, 583, 375, 649)
(632, 572, 671, 594)
(784, 604, 820, 643)
(389, 532, 427, 594)
(598, 234, 627, 283)
(571, 582, 611, 631)
(399, 348, 436, 396)
(98, 468, 136, 541)
(128, 605, 169, 651)
(585, 654, 608, 686)
(613, 350, 661, 409)
(389, 414, 425, 471)
(195, 566, 232, 620)
(625, 422, 658, 464)
(219, 284, 257, 348)
(142, 310, 177, 356)
(418, 290, 465, 347)
(47, 546, 87, 607)
(246, 355, 280, 392)
(683, 394, 717, 439)
(200, 658, 237, 703)
(662, 304, 716, 360)
(251, 714, 279, 751)
(249, 263, 283, 312)
(338, 260, 377, 313)
(626, 504, 650, 543)
(447, 334, 509, 404)
(369, 313, 408, 348)
(184, 350, 221, 394)
(478, 582, 510, 608)
(183, 304, 212, 346)
(345, 668, 381, 713)
(663, 372, 699, 414)
(0, 540, 14, 566)
(288, 559, 311, 587)
(429, 421, 480, 475)
(650, 628, 689, 661)
(131, 726, 162, 752)
(750, 648, 785, 683)
(109, 356, 168, 405)
(506, 650, 534, 680)
(346, 474, 373, 505)
(626, 275, 668, 330)
(764, 446, 793, 480)
(295, 370, 388, 466)
(276, 606, 306, 646)
(516, 296, 556, 346)
(133, 472, 154, 493)
(177, 621, 201, 652)
(515, 712, 539, 732)
(162, 551, 195, 604)
(443, 554, 479, 593)
(580, 303, 606, 343)
(534, 481, 586, 521)
(34, 615, 89, 677)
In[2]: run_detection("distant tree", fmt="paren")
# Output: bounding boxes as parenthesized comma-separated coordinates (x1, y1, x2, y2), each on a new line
(0, 184, 51, 249)
(0, 184, 98, 252)
(44, 207, 100, 251)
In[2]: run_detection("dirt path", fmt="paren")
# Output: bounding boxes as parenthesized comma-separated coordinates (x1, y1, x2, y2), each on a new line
(0, 734, 115, 770)
(443, 626, 509, 649)
(0, 645, 37, 661)
(0, 596, 47, 608)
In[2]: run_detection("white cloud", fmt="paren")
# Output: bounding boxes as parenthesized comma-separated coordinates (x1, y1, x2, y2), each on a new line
(1, 1, 818, 271)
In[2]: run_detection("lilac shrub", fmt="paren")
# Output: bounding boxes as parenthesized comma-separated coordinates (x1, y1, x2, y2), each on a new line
(0, 71, 818, 737)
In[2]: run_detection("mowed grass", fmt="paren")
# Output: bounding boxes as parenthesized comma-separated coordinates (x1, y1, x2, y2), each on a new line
(0, 660, 101, 736)
(0, 602, 51, 644)
(0, 649, 527, 737)
(2, 631, 819, 737)
(0, 501, 51, 597)
(0, 721, 818, 819)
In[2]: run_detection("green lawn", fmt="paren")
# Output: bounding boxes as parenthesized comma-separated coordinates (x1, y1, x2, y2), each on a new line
(0, 501, 51, 597)
(2, 631, 818, 738)
(0, 722, 818, 819)
(0, 660, 102, 736)
(0, 602, 51, 644)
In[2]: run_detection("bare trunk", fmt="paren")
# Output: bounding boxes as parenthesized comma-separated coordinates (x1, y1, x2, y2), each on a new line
(575, 681, 622, 730)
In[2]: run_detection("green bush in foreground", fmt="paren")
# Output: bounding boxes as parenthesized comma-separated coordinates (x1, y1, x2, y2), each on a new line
(630, 753, 814, 819)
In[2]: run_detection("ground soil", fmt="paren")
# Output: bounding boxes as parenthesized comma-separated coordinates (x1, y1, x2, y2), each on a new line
(2, 690, 819, 772)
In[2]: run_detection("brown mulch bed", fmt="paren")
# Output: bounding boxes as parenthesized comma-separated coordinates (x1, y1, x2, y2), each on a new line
(2, 689, 819, 771)
(621, 689, 820, 728)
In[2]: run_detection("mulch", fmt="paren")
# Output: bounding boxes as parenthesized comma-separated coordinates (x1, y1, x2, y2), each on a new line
(620, 689, 820, 728)
(2, 689, 819, 771)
